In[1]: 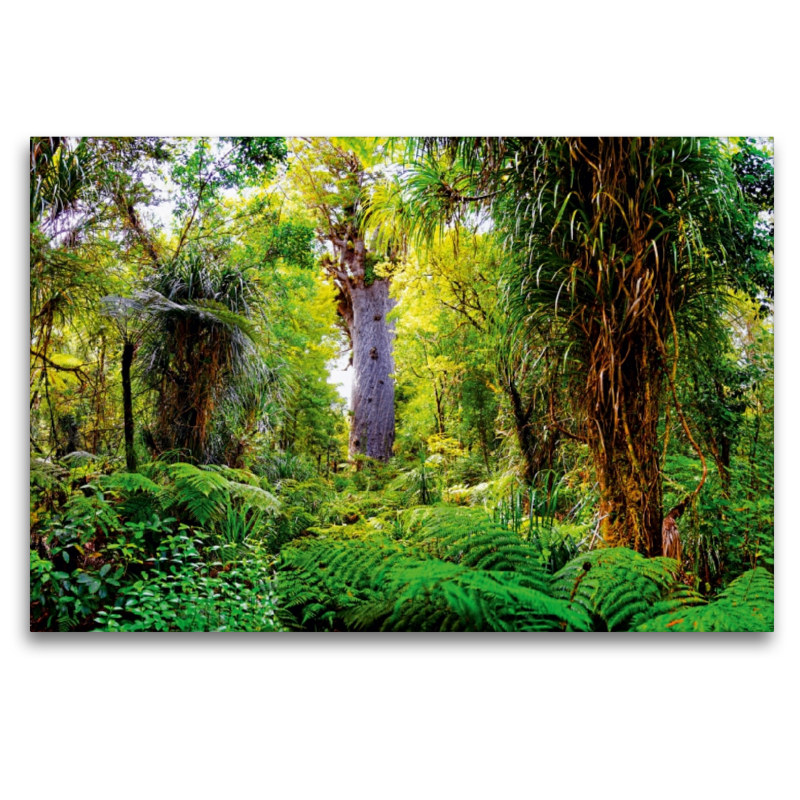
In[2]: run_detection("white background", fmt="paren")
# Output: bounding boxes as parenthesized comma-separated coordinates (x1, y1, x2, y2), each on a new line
(3, 2, 797, 798)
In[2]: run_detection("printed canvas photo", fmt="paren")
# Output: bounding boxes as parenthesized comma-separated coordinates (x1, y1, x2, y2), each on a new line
(29, 136, 774, 632)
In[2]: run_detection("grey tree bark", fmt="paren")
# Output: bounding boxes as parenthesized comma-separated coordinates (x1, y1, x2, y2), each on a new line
(328, 235, 395, 462)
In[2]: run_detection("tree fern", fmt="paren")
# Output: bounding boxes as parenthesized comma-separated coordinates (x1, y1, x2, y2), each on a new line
(550, 548, 704, 632)
(277, 507, 770, 633)
(278, 515, 586, 632)
(636, 568, 774, 632)
(370, 561, 588, 632)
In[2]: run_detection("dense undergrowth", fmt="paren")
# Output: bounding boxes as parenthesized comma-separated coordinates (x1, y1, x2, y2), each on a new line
(30, 451, 773, 632)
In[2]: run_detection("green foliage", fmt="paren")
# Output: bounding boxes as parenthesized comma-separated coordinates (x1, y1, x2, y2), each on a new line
(154, 462, 279, 528)
(259, 220, 317, 271)
(636, 568, 773, 632)
(30, 137, 98, 224)
(278, 506, 582, 631)
(158, 463, 233, 526)
(31, 547, 128, 632)
(30, 460, 283, 631)
(276, 504, 772, 633)
(98, 471, 161, 495)
(401, 506, 552, 576)
(388, 456, 441, 505)
(213, 498, 269, 561)
(30, 491, 165, 630)
(550, 548, 703, 632)
(257, 452, 317, 484)
(278, 531, 583, 632)
(94, 533, 283, 632)
(169, 137, 287, 215)
(29, 137, 774, 634)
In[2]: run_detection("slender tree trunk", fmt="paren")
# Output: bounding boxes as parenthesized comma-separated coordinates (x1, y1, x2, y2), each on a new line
(121, 341, 136, 472)
(719, 434, 731, 492)
(507, 379, 537, 485)
(478, 424, 490, 472)
(90, 337, 105, 454)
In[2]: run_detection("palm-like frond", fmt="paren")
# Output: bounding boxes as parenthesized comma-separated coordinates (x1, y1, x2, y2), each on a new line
(135, 250, 273, 460)
(30, 137, 99, 225)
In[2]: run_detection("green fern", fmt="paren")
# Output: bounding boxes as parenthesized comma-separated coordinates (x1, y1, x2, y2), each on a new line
(57, 608, 74, 632)
(278, 511, 587, 632)
(227, 481, 280, 514)
(97, 472, 161, 495)
(550, 548, 705, 631)
(95, 464, 279, 529)
(277, 536, 392, 629)
(401, 506, 553, 581)
(160, 463, 236, 526)
(95, 472, 162, 522)
(369, 560, 588, 632)
(636, 568, 774, 632)
(30, 457, 69, 492)
(276, 506, 772, 633)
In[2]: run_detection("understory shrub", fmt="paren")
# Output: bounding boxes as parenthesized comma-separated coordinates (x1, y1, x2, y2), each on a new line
(94, 533, 282, 632)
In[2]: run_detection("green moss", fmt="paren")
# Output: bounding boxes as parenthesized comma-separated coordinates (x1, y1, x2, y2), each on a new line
(364, 251, 381, 286)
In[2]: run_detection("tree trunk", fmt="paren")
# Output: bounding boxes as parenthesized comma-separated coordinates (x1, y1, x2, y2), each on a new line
(347, 277, 396, 460)
(122, 340, 137, 472)
(588, 337, 664, 556)
(507, 379, 537, 485)
(561, 138, 673, 556)
(328, 236, 395, 462)
(505, 377, 559, 486)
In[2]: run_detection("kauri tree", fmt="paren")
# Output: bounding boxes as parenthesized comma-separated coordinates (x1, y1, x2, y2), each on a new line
(290, 138, 396, 462)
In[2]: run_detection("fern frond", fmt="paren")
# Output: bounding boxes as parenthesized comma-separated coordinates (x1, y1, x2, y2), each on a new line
(161, 463, 231, 526)
(227, 482, 281, 514)
(275, 506, 772, 633)
(402, 506, 551, 583)
(628, 584, 707, 629)
(636, 568, 774, 632)
(551, 548, 681, 631)
(278, 530, 587, 632)
(97, 472, 161, 495)
(30, 457, 69, 490)
(203, 464, 263, 487)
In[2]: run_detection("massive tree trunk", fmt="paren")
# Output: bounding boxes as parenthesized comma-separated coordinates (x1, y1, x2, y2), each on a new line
(328, 236, 395, 462)
(348, 277, 396, 460)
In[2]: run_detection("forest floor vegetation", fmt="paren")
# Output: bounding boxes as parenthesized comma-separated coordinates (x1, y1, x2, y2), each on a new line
(30, 451, 773, 632)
